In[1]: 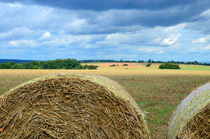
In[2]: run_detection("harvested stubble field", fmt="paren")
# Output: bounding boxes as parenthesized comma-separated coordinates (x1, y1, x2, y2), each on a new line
(0, 67, 210, 139)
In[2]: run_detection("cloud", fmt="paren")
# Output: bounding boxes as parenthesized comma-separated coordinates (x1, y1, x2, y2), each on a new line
(0, 1, 210, 61)
(186, 9, 210, 34)
(0, 0, 205, 12)
(97, 24, 183, 48)
(7, 2, 22, 8)
(203, 44, 210, 51)
(159, 34, 181, 45)
(0, 1, 208, 37)
(138, 47, 164, 54)
(8, 40, 38, 47)
(0, 27, 37, 40)
(186, 44, 210, 53)
(40, 32, 51, 40)
(0, 0, 210, 28)
(192, 35, 210, 44)
(92, 7, 196, 27)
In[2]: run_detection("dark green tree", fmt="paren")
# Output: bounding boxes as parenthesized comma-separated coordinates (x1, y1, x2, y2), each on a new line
(159, 63, 180, 69)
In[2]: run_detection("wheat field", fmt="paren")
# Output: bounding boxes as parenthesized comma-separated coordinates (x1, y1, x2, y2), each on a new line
(0, 65, 210, 138)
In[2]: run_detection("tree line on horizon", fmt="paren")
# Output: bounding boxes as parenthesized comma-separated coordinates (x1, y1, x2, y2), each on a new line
(0, 58, 209, 69)
(0, 59, 98, 69)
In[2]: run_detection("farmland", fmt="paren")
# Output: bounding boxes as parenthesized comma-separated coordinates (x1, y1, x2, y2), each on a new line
(0, 63, 210, 139)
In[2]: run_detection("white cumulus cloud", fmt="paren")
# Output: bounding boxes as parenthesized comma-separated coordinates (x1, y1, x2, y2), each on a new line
(40, 32, 51, 40)
(9, 40, 37, 47)
(160, 34, 181, 45)
(192, 35, 210, 44)
(138, 47, 164, 54)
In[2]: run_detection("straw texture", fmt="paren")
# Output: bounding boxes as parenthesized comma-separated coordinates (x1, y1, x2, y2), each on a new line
(0, 73, 149, 139)
(168, 83, 210, 139)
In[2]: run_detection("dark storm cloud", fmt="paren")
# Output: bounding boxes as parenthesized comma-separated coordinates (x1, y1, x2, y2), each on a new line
(89, 7, 197, 27)
(186, 9, 210, 34)
(1, 0, 210, 28)
(0, 0, 198, 10)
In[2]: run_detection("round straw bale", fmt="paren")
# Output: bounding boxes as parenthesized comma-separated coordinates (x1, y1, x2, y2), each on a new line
(168, 83, 210, 139)
(0, 73, 149, 139)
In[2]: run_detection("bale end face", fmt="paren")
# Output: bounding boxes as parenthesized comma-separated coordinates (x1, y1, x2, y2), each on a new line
(0, 74, 150, 139)
(177, 104, 209, 139)
(168, 83, 210, 139)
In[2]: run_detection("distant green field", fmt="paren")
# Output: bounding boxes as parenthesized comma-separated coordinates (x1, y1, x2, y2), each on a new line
(181, 65, 210, 71)
(149, 63, 210, 71)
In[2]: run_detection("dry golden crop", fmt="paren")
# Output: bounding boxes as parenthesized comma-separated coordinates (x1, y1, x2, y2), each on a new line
(0, 66, 210, 138)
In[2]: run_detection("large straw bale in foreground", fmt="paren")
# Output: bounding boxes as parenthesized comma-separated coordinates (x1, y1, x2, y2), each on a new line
(0, 73, 149, 139)
(168, 83, 210, 139)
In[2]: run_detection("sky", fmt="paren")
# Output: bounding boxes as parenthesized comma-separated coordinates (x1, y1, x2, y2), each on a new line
(0, 0, 210, 61)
